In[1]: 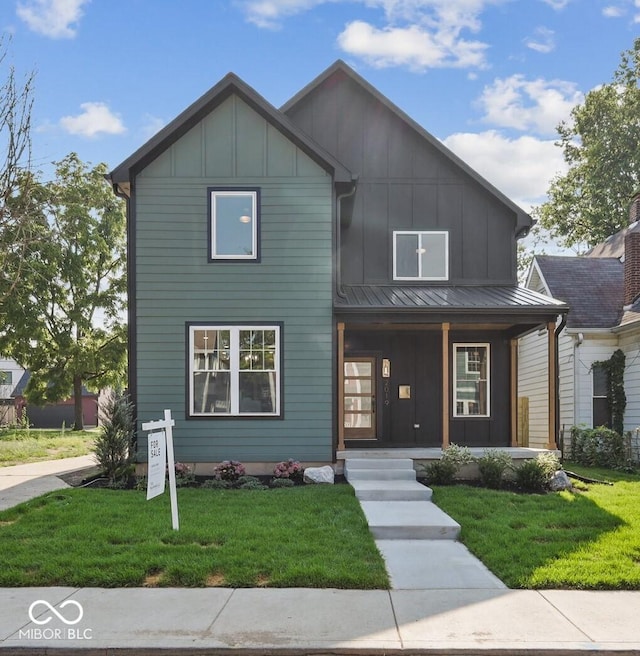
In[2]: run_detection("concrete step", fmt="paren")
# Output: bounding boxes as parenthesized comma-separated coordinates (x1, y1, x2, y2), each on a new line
(350, 479, 432, 501)
(344, 458, 415, 471)
(345, 468, 416, 482)
(360, 501, 460, 540)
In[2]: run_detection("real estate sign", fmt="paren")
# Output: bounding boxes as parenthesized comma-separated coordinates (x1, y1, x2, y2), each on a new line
(146, 430, 166, 500)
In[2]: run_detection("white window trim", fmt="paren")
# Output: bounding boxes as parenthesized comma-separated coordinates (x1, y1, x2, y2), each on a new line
(210, 190, 258, 260)
(189, 324, 280, 417)
(453, 343, 490, 418)
(392, 230, 449, 281)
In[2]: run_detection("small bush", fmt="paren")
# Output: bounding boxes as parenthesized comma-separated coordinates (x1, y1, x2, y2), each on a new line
(201, 478, 231, 490)
(173, 462, 196, 487)
(213, 460, 246, 482)
(422, 443, 474, 485)
(236, 475, 261, 486)
(515, 453, 559, 493)
(536, 451, 560, 479)
(270, 477, 295, 488)
(570, 426, 627, 469)
(273, 458, 304, 481)
(477, 450, 512, 489)
(238, 478, 267, 490)
(93, 393, 135, 485)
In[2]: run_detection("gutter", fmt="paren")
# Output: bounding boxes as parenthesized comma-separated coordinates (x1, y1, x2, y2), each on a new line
(554, 313, 568, 449)
(335, 178, 359, 300)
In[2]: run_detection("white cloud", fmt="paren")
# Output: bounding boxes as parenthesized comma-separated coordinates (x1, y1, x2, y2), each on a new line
(338, 20, 488, 70)
(603, 5, 625, 17)
(524, 26, 555, 53)
(240, 0, 326, 28)
(140, 114, 166, 140)
(541, 0, 570, 9)
(443, 130, 567, 210)
(16, 0, 88, 39)
(59, 102, 126, 138)
(477, 74, 582, 136)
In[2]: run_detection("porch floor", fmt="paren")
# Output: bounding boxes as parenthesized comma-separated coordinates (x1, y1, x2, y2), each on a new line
(337, 447, 553, 460)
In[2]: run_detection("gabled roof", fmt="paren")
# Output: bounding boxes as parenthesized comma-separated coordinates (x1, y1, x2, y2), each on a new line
(282, 60, 532, 237)
(109, 73, 353, 190)
(12, 371, 96, 398)
(588, 221, 640, 258)
(533, 255, 623, 329)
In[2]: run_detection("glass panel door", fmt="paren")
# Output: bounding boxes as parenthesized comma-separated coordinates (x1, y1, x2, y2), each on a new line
(344, 357, 376, 439)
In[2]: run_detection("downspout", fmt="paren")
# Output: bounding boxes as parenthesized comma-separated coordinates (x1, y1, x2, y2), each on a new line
(554, 313, 568, 452)
(335, 178, 358, 300)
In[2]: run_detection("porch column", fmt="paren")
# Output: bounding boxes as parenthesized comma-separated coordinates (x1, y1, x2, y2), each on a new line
(547, 321, 558, 450)
(337, 322, 345, 452)
(510, 338, 518, 447)
(442, 322, 450, 447)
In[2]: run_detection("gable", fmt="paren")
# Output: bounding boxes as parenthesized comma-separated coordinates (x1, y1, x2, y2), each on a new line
(139, 94, 327, 180)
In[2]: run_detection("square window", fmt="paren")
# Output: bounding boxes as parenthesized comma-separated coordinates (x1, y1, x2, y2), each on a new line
(393, 231, 448, 280)
(0, 371, 12, 386)
(189, 324, 280, 417)
(453, 344, 489, 417)
(209, 189, 259, 261)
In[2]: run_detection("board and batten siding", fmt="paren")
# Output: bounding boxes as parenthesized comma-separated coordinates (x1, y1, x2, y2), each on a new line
(617, 330, 640, 433)
(518, 331, 549, 448)
(133, 94, 335, 463)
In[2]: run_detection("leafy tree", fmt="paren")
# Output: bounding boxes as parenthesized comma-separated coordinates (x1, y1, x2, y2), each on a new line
(0, 36, 38, 304)
(0, 153, 127, 430)
(535, 38, 640, 248)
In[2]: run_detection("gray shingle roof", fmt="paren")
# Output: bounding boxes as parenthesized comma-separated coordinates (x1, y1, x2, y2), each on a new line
(535, 255, 623, 328)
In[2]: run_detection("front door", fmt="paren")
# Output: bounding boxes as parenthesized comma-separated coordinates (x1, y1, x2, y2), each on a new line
(344, 357, 376, 439)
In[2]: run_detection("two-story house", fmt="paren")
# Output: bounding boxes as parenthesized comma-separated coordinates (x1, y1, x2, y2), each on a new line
(109, 61, 566, 470)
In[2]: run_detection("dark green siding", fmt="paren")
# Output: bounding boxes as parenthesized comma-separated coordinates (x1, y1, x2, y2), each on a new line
(134, 95, 334, 463)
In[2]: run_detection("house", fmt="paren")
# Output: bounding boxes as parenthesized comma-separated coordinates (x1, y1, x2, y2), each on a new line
(520, 193, 640, 448)
(0, 356, 25, 425)
(108, 61, 566, 470)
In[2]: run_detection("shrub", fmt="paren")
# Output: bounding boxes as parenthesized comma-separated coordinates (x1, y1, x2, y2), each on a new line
(476, 450, 512, 489)
(173, 462, 196, 487)
(237, 477, 267, 490)
(569, 426, 627, 469)
(93, 393, 135, 485)
(213, 460, 246, 482)
(273, 458, 304, 481)
(201, 478, 231, 490)
(270, 477, 295, 488)
(422, 443, 473, 485)
(514, 453, 559, 493)
(536, 451, 560, 479)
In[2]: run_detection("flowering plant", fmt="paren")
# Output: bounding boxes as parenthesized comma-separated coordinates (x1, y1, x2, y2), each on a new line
(213, 460, 246, 482)
(273, 458, 304, 481)
(173, 462, 196, 487)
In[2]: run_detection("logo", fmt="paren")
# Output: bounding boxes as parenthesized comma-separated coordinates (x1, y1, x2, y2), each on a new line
(28, 600, 84, 626)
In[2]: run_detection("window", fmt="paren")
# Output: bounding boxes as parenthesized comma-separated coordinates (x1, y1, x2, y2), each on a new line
(453, 344, 489, 417)
(592, 363, 611, 428)
(189, 324, 280, 417)
(0, 371, 12, 386)
(393, 231, 448, 280)
(208, 189, 259, 261)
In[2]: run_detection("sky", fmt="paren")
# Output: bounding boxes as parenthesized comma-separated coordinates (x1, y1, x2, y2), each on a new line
(0, 0, 639, 217)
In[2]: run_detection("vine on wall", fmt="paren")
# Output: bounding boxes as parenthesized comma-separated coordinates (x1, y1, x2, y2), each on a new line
(593, 349, 626, 435)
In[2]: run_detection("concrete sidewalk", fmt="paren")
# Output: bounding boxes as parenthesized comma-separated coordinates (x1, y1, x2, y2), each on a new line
(2, 586, 640, 653)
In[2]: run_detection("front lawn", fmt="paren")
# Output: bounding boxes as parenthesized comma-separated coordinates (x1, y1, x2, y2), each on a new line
(0, 485, 389, 589)
(0, 428, 96, 466)
(432, 463, 640, 589)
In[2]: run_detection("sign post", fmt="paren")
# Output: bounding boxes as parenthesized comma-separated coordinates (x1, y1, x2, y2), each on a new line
(141, 409, 179, 530)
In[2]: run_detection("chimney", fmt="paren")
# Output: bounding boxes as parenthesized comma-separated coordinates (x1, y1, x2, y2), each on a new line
(630, 193, 640, 225)
(624, 230, 640, 306)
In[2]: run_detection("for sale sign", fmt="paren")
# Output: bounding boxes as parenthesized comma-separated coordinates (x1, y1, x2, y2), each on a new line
(146, 430, 166, 500)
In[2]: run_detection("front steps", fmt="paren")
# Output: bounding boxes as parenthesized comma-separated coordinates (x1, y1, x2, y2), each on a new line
(344, 457, 505, 590)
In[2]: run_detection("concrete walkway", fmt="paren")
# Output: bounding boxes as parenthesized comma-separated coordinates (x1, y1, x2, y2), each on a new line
(1, 457, 640, 653)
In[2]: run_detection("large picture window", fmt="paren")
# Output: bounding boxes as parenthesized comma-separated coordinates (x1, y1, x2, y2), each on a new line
(393, 231, 448, 280)
(189, 324, 280, 417)
(208, 189, 259, 261)
(453, 344, 489, 417)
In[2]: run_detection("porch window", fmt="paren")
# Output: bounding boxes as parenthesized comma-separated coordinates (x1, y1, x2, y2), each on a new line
(188, 324, 280, 417)
(393, 231, 448, 280)
(208, 189, 259, 261)
(592, 363, 611, 428)
(453, 344, 489, 417)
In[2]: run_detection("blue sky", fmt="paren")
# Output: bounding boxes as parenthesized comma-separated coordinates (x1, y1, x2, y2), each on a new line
(1, 0, 639, 214)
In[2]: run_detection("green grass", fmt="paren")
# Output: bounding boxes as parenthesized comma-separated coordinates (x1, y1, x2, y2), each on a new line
(0, 486, 389, 589)
(0, 428, 96, 466)
(432, 463, 640, 589)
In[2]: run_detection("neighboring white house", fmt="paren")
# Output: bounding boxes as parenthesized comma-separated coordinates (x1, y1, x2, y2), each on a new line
(0, 356, 25, 425)
(519, 193, 640, 449)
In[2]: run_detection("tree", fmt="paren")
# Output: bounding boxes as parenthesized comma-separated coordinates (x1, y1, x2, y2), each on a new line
(0, 153, 127, 430)
(535, 38, 640, 247)
(0, 36, 38, 304)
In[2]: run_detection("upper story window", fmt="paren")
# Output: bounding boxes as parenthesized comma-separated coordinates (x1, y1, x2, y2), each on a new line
(0, 371, 12, 386)
(189, 324, 281, 417)
(208, 188, 260, 261)
(393, 231, 448, 281)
